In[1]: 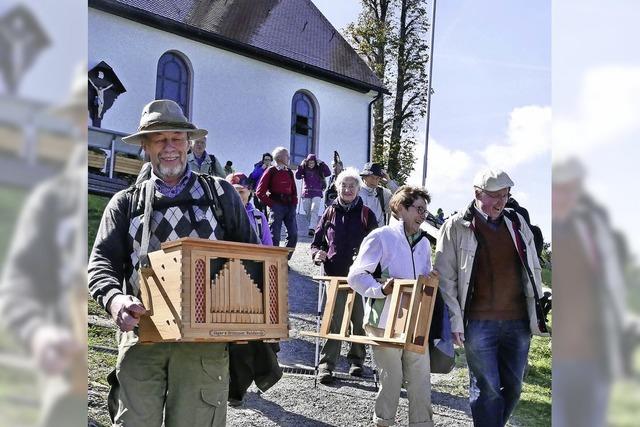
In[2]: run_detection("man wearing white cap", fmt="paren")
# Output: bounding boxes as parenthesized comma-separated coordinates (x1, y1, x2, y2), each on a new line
(88, 99, 257, 426)
(434, 168, 549, 427)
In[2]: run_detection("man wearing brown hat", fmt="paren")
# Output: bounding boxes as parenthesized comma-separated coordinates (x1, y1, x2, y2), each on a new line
(358, 162, 399, 227)
(88, 99, 257, 426)
(434, 168, 549, 427)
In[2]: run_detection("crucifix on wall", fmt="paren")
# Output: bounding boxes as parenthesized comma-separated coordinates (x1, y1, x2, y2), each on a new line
(88, 61, 126, 127)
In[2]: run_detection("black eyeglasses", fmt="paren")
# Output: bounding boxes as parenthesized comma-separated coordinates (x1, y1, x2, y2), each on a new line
(410, 204, 427, 215)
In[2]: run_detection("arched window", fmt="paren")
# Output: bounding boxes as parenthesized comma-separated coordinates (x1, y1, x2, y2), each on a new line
(156, 51, 191, 118)
(290, 91, 317, 165)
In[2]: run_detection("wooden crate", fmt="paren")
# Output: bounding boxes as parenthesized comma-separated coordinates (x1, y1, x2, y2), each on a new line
(302, 275, 438, 353)
(88, 150, 107, 170)
(114, 154, 143, 176)
(138, 237, 290, 343)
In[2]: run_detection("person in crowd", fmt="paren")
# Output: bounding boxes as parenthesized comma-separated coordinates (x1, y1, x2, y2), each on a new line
(248, 152, 274, 215)
(186, 135, 225, 177)
(224, 172, 282, 407)
(295, 153, 331, 236)
(88, 99, 257, 426)
(359, 162, 399, 227)
(311, 167, 377, 384)
(349, 185, 438, 427)
(255, 147, 298, 259)
(227, 172, 272, 245)
(224, 160, 235, 176)
(435, 168, 549, 427)
(324, 152, 344, 207)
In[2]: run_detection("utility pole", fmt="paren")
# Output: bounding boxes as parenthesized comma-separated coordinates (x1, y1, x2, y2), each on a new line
(421, 0, 437, 186)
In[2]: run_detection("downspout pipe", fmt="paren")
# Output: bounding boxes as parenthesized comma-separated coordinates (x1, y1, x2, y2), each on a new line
(367, 91, 383, 162)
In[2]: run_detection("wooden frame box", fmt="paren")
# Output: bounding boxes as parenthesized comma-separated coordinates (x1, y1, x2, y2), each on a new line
(302, 275, 438, 354)
(137, 237, 290, 343)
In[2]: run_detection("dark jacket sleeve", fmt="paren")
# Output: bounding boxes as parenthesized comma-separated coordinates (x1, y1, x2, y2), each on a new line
(255, 166, 274, 207)
(88, 190, 132, 313)
(320, 161, 331, 178)
(310, 207, 331, 258)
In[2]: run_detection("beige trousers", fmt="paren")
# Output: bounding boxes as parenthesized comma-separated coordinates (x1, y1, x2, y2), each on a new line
(367, 325, 434, 427)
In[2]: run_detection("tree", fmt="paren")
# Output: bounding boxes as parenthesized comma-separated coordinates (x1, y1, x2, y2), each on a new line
(346, 0, 393, 163)
(346, 0, 431, 184)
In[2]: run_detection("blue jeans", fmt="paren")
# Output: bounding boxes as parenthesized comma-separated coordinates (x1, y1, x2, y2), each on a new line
(268, 203, 297, 258)
(464, 319, 531, 427)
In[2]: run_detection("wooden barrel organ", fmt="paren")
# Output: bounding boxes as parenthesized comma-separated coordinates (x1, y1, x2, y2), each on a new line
(138, 238, 290, 342)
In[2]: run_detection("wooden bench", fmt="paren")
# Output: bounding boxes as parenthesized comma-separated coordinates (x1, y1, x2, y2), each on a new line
(114, 154, 143, 177)
(88, 150, 107, 171)
(88, 172, 130, 196)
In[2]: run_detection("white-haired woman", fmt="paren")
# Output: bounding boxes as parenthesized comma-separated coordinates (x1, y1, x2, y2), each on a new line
(311, 167, 378, 383)
(348, 185, 438, 427)
(255, 147, 298, 258)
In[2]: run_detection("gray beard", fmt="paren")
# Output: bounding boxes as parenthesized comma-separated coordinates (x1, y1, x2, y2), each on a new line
(156, 161, 186, 182)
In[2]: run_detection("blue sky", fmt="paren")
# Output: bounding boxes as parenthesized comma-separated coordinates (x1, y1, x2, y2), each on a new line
(313, 0, 551, 240)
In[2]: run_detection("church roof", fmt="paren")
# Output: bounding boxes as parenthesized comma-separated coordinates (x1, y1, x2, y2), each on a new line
(89, 0, 387, 94)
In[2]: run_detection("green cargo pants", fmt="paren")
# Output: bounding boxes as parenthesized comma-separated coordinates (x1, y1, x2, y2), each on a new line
(111, 331, 229, 427)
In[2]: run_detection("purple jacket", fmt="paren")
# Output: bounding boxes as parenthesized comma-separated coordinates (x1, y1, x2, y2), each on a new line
(311, 197, 378, 276)
(248, 161, 268, 190)
(246, 202, 273, 246)
(295, 154, 331, 198)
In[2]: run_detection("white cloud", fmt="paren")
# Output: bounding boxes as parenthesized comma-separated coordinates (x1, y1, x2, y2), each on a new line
(481, 105, 551, 170)
(554, 66, 640, 159)
(407, 137, 473, 197)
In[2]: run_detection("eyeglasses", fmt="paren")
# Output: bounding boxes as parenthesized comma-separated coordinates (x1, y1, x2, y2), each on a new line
(482, 191, 511, 201)
(410, 204, 427, 215)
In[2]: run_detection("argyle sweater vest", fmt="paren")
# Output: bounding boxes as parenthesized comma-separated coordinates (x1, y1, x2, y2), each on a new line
(126, 175, 218, 295)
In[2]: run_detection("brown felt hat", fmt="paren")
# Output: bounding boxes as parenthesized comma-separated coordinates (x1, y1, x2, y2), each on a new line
(122, 99, 207, 145)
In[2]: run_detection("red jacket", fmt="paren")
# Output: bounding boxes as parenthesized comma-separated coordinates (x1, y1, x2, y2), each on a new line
(255, 166, 298, 207)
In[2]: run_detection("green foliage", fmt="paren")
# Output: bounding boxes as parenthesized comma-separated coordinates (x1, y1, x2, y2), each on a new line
(346, 0, 431, 184)
(514, 336, 552, 426)
(88, 194, 109, 253)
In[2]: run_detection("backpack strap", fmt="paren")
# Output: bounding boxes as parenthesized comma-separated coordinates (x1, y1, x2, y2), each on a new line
(138, 179, 155, 273)
(361, 205, 370, 229)
(252, 210, 263, 242)
(376, 186, 386, 224)
(195, 172, 227, 238)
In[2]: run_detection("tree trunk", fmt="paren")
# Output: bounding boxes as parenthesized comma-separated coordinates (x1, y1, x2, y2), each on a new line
(388, 0, 408, 177)
(371, 0, 390, 163)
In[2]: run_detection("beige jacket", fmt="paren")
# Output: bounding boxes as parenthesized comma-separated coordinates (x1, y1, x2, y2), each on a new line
(434, 203, 548, 336)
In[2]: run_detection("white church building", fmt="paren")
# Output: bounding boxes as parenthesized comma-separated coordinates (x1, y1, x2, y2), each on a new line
(88, 0, 386, 183)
